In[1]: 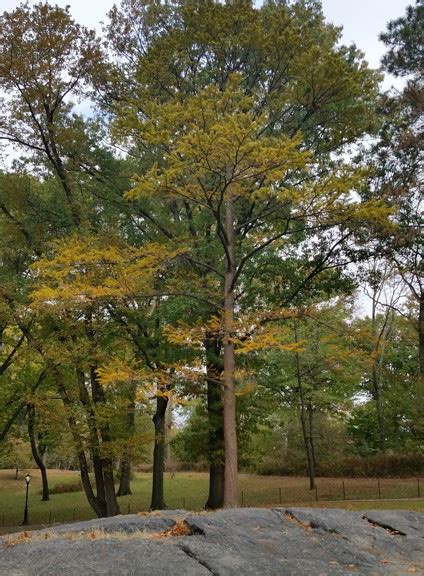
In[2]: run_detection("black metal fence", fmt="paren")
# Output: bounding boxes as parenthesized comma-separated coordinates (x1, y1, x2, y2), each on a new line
(1, 477, 422, 530)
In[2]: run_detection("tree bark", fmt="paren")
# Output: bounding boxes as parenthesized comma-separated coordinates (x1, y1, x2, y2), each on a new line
(116, 381, 137, 497)
(57, 379, 105, 517)
(419, 290, 424, 375)
(150, 394, 168, 510)
(294, 337, 315, 490)
(103, 463, 121, 516)
(204, 335, 225, 510)
(27, 404, 49, 501)
(373, 366, 386, 453)
(223, 197, 238, 508)
(370, 291, 388, 454)
(75, 367, 107, 516)
(307, 402, 317, 470)
(116, 459, 132, 497)
(89, 366, 121, 517)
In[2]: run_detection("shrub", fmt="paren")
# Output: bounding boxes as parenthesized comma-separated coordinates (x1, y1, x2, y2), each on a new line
(317, 453, 424, 478)
(39, 477, 82, 495)
(257, 453, 424, 478)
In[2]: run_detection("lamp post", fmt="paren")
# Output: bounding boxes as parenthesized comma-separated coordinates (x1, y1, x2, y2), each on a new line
(22, 473, 31, 526)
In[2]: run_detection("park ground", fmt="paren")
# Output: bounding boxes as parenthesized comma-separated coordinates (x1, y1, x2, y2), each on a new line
(0, 469, 423, 535)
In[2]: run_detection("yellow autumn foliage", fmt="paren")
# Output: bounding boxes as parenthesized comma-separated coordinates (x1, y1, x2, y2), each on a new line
(31, 235, 185, 307)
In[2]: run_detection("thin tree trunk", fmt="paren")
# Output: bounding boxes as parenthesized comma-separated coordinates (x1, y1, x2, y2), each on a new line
(294, 331, 315, 490)
(205, 335, 224, 510)
(150, 394, 168, 510)
(371, 292, 387, 454)
(223, 197, 238, 508)
(27, 404, 49, 501)
(166, 396, 173, 465)
(307, 402, 317, 470)
(373, 366, 386, 453)
(116, 381, 137, 497)
(419, 291, 424, 375)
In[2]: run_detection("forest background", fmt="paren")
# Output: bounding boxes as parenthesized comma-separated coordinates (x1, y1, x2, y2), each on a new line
(0, 0, 422, 516)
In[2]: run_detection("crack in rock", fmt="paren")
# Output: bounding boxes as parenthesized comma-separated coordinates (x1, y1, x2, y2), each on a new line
(178, 544, 218, 575)
(283, 509, 344, 537)
(363, 516, 406, 536)
(284, 510, 313, 530)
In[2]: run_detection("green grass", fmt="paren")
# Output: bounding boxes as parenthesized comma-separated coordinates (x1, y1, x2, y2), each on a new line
(0, 469, 422, 534)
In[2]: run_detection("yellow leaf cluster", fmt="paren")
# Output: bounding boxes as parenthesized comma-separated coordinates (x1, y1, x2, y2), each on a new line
(125, 75, 310, 205)
(31, 235, 185, 307)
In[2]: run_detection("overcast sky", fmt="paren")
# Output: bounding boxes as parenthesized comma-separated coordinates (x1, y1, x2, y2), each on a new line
(1, 0, 411, 86)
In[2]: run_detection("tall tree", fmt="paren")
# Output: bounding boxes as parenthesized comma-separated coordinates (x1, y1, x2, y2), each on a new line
(365, 2, 423, 372)
(118, 77, 386, 506)
(102, 0, 382, 507)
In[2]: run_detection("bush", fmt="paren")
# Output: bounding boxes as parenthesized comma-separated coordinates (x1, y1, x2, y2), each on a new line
(136, 461, 209, 473)
(257, 453, 424, 478)
(39, 477, 82, 495)
(317, 453, 424, 478)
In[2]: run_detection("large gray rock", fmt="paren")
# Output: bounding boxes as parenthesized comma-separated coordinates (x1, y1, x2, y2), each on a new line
(0, 508, 423, 575)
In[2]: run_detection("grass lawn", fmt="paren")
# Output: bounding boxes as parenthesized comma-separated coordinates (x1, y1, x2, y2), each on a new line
(0, 469, 422, 534)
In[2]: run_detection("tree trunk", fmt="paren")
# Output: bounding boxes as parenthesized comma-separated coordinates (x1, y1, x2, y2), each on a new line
(419, 290, 424, 375)
(294, 341, 315, 490)
(371, 294, 387, 454)
(299, 402, 315, 489)
(307, 402, 317, 470)
(223, 197, 238, 508)
(75, 367, 107, 516)
(116, 381, 137, 497)
(150, 394, 168, 510)
(27, 404, 49, 501)
(373, 369, 386, 453)
(116, 459, 132, 497)
(58, 379, 105, 518)
(103, 463, 121, 516)
(89, 365, 121, 516)
(166, 396, 173, 465)
(204, 335, 224, 510)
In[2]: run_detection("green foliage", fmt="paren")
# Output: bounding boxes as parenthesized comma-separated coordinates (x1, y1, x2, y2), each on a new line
(0, 0, 421, 516)
(380, 1, 424, 77)
(0, 437, 33, 471)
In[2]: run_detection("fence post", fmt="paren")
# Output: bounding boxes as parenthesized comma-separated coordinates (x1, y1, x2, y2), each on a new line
(241, 490, 244, 507)
(279, 487, 282, 505)
(49, 510, 52, 524)
(377, 479, 381, 499)
(315, 485, 318, 501)
(417, 478, 421, 498)
(342, 480, 346, 501)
